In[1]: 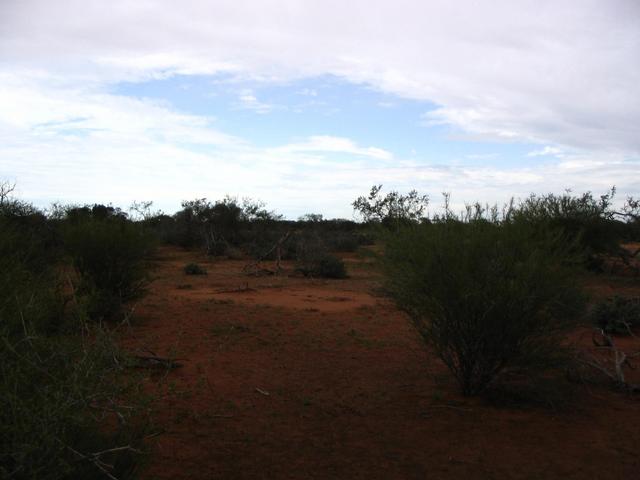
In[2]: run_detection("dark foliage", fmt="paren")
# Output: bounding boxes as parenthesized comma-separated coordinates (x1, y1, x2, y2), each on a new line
(295, 233, 347, 278)
(384, 220, 586, 396)
(62, 214, 155, 321)
(592, 296, 640, 334)
(1, 198, 148, 480)
(184, 262, 208, 275)
(507, 189, 630, 270)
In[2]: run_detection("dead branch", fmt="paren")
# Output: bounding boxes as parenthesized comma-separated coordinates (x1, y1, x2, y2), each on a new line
(580, 329, 640, 392)
(244, 230, 293, 276)
(66, 444, 141, 480)
(0, 180, 16, 205)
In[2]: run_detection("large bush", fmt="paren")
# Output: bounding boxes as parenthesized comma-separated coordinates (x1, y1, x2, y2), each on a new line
(62, 215, 155, 321)
(384, 220, 586, 395)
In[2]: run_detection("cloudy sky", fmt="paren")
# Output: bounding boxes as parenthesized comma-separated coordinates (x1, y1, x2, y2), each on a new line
(1, 0, 638, 218)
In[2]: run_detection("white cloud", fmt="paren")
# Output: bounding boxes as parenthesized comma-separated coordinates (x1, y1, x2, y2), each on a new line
(0, 72, 240, 147)
(1, 0, 637, 155)
(1, 0, 639, 217)
(2, 74, 637, 219)
(273, 136, 393, 160)
(236, 89, 275, 114)
(296, 88, 317, 97)
(527, 146, 564, 157)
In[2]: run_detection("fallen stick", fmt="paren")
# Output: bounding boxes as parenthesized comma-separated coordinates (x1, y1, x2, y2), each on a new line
(131, 355, 184, 369)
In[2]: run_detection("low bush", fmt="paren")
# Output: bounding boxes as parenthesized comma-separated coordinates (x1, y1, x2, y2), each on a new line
(592, 296, 640, 334)
(295, 234, 347, 278)
(184, 262, 208, 275)
(296, 252, 347, 278)
(307, 253, 347, 278)
(384, 220, 586, 396)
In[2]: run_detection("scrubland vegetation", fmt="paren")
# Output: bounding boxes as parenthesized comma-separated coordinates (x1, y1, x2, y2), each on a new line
(2, 180, 640, 478)
(1, 189, 153, 479)
(355, 185, 640, 395)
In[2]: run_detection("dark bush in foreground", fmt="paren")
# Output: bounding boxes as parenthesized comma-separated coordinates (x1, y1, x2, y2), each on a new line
(384, 221, 585, 396)
(1, 203, 148, 479)
(62, 217, 155, 320)
(184, 262, 207, 275)
(592, 296, 640, 334)
(1, 327, 146, 480)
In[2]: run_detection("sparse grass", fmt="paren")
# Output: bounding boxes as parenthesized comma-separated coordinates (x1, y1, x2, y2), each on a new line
(210, 323, 251, 336)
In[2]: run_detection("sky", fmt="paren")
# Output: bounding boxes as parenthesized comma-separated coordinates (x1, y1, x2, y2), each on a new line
(1, 0, 639, 219)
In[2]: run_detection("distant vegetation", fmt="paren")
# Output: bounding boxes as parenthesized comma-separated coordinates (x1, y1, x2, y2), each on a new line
(140, 195, 368, 278)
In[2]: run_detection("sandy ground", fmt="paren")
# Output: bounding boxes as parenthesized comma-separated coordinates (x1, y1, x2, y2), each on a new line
(121, 246, 640, 480)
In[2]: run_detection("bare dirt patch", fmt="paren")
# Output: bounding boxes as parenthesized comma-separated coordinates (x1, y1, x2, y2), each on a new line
(121, 246, 640, 479)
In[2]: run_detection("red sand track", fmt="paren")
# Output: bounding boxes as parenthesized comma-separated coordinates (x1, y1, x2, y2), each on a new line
(122, 247, 640, 479)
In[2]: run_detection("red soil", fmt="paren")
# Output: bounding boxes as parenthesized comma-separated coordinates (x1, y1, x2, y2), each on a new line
(121, 246, 640, 480)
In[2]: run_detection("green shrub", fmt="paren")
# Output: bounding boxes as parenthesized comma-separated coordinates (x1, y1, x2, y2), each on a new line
(1, 203, 148, 479)
(62, 217, 155, 321)
(384, 220, 585, 396)
(295, 235, 347, 278)
(184, 262, 207, 275)
(508, 190, 624, 270)
(1, 326, 147, 480)
(592, 296, 640, 334)
(312, 253, 347, 278)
